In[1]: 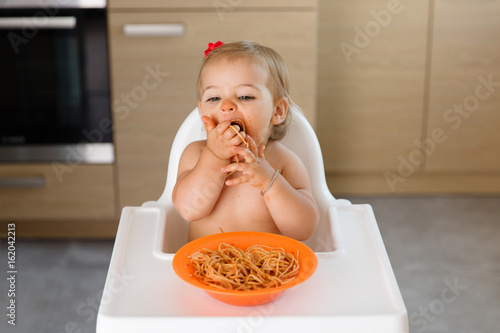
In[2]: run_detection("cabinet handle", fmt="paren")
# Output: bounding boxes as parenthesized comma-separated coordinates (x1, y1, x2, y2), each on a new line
(122, 23, 185, 37)
(0, 176, 45, 188)
(0, 17, 77, 30)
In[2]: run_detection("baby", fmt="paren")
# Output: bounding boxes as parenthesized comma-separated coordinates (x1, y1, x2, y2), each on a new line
(172, 41, 319, 241)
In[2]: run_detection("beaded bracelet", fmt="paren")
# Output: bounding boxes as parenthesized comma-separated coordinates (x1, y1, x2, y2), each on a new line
(261, 170, 280, 196)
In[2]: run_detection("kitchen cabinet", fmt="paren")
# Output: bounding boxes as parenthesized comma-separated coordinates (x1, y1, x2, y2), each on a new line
(109, 0, 316, 10)
(0, 164, 117, 237)
(318, 0, 429, 193)
(318, 0, 500, 194)
(425, 0, 500, 173)
(108, 1, 318, 208)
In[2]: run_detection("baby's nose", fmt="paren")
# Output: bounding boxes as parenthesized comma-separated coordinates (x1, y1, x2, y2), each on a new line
(221, 99, 236, 112)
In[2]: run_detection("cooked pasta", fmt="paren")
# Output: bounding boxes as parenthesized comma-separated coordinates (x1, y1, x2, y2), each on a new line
(189, 243, 299, 291)
(226, 119, 249, 177)
(230, 120, 249, 150)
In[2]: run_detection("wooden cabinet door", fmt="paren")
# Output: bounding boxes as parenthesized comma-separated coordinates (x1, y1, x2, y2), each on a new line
(108, 10, 317, 207)
(425, 0, 500, 173)
(317, 0, 429, 173)
(0, 165, 115, 220)
(109, 0, 316, 10)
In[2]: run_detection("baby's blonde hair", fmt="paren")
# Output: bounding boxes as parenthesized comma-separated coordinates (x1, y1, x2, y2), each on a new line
(197, 40, 301, 141)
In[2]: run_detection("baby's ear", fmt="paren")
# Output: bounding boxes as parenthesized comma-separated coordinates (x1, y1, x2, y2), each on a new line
(271, 97, 289, 125)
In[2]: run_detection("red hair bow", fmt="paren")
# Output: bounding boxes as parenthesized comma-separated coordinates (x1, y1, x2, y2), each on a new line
(204, 41, 224, 58)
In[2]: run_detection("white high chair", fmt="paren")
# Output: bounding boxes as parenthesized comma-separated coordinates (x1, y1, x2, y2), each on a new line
(97, 109, 408, 333)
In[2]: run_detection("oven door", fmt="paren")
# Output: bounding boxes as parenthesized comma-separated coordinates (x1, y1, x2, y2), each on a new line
(0, 5, 113, 163)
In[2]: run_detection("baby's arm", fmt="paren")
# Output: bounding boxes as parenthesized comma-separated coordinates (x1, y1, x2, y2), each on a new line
(172, 141, 227, 221)
(172, 116, 245, 221)
(262, 155, 319, 241)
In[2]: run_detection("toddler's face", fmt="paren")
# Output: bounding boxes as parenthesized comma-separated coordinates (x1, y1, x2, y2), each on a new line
(198, 58, 281, 146)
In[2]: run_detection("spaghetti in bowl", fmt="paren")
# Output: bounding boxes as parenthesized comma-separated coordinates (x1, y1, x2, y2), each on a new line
(172, 231, 318, 306)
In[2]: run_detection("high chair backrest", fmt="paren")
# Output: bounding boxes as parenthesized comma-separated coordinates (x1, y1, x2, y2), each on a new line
(144, 108, 337, 209)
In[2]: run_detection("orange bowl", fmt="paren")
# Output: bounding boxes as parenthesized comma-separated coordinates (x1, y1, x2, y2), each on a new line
(172, 231, 318, 306)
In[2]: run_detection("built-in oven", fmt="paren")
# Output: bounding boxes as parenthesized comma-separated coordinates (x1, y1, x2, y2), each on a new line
(0, 0, 113, 163)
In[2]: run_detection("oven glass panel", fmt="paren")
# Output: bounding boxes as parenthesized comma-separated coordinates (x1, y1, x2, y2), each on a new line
(0, 9, 111, 146)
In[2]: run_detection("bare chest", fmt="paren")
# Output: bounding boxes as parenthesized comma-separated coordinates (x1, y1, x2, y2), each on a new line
(193, 182, 280, 237)
(215, 183, 269, 221)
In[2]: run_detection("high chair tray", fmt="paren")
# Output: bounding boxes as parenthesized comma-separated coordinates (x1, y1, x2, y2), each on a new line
(97, 204, 408, 333)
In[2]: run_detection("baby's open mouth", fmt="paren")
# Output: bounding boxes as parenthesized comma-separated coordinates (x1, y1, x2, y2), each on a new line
(227, 118, 249, 173)
(230, 119, 245, 133)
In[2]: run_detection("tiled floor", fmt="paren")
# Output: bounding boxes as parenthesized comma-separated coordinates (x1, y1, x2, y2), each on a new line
(1, 195, 499, 333)
(348, 195, 500, 333)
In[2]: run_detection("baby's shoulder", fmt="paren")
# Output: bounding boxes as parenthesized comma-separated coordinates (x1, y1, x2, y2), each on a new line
(184, 140, 206, 154)
(268, 141, 293, 156)
(178, 140, 206, 166)
(268, 141, 311, 190)
(267, 141, 303, 168)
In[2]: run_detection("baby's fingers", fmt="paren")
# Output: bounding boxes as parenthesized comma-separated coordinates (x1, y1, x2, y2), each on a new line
(243, 134, 259, 156)
(225, 173, 249, 186)
(221, 163, 244, 185)
(258, 145, 266, 159)
(202, 116, 216, 132)
(232, 146, 255, 163)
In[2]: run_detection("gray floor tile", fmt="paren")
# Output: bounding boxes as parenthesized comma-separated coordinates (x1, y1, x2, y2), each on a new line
(346, 195, 500, 333)
(0, 240, 113, 333)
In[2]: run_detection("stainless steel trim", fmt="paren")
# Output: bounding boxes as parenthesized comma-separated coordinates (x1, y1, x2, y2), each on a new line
(0, 0, 106, 9)
(0, 17, 77, 30)
(0, 176, 45, 188)
(123, 24, 185, 37)
(0, 143, 114, 164)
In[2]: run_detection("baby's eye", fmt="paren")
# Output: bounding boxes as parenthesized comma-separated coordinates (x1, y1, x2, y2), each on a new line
(239, 96, 255, 101)
(206, 97, 220, 102)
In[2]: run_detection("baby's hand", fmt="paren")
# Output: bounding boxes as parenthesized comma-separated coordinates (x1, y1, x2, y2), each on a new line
(221, 135, 276, 192)
(202, 116, 246, 161)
